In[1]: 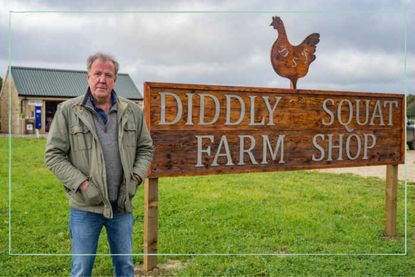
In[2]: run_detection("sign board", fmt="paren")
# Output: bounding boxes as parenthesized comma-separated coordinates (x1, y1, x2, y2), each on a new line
(27, 100, 43, 106)
(144, 82, 405, 178)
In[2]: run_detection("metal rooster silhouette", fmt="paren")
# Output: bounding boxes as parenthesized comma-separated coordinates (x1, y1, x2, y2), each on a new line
(270, 16, 320, 89)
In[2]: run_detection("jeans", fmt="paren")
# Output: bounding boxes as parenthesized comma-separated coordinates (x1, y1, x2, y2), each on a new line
(69, 207, 134, 277)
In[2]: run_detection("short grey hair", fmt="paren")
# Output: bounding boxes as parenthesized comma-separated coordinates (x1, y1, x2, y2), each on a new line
(87, 52, 119, 75)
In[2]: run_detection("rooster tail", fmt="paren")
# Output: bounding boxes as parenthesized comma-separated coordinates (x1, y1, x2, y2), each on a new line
(303, 33, 320, 48)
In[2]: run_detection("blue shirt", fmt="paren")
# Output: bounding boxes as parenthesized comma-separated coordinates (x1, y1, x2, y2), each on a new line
(89, 91, 117, 124)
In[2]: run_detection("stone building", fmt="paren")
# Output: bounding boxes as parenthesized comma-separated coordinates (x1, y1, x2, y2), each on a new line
(0, 66, 143, 135)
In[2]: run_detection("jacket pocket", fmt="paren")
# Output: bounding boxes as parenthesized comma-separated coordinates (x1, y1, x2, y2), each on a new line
(81, 182, 102, 206)
(71, 125, 92, 151)
(123, 121, 137, 147)
(128, 178, 140, 198)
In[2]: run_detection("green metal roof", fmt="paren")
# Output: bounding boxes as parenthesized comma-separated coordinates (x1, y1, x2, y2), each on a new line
(10, 66, 143, 100)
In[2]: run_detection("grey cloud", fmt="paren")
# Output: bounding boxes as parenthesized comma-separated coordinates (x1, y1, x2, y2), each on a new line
(0, 0, 414, 94)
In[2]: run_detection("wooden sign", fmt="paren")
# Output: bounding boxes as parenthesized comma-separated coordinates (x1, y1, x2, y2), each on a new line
(144, 82, 405, 178)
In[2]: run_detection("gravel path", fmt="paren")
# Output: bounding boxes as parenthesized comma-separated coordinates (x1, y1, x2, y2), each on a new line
(318, 150, 415, 182)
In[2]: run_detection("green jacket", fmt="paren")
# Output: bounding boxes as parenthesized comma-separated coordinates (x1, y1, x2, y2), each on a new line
(45, 92, 153, 218)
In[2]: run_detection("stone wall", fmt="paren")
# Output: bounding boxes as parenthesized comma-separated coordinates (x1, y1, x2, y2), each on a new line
(0, 78, 22, 134)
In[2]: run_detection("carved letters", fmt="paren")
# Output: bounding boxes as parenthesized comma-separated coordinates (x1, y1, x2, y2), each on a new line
(145, 82, 404, 177)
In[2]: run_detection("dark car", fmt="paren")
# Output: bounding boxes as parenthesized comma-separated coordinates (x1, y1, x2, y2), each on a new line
(408, 118, 415, 150)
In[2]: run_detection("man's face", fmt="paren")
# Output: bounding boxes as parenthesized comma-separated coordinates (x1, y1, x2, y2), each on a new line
(87, 59, 117, 102)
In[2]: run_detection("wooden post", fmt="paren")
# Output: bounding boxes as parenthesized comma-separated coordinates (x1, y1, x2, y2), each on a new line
(144, 178, 158, 271)
(385, 165, 398, 237)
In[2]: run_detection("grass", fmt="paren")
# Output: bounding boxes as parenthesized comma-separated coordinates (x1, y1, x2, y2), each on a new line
(0, 137, 414, 276)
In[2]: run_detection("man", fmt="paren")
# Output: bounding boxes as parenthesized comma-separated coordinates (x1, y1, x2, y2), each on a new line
(45, 52, 153, 277)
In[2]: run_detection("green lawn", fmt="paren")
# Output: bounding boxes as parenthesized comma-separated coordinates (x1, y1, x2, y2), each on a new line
(0, 138, 414, 276)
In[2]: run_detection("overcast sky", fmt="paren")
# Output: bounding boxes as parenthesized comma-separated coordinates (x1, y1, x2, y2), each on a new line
(0, 0, 414, 95)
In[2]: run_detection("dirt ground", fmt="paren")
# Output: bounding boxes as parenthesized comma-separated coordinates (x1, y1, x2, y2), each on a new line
(318, 150, 415, 182)
(135, 260, 188, 276)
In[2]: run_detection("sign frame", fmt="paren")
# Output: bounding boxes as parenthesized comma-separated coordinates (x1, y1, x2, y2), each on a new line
(142, 82, 405, 271)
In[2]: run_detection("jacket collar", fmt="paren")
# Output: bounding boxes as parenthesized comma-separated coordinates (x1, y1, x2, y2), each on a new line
(81, 87, 116, 107)
(80, 87, 129, 119)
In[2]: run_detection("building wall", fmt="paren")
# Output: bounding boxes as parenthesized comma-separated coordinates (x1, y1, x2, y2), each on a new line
(135, 100, 143, 108)
(0, 77, 145, 135)
(0, 78, 22, 134)
(0, 76, 63, 135)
